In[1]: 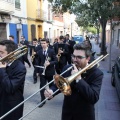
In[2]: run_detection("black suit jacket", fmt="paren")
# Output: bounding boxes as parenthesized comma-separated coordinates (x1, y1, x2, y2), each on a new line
(0, 60, 26, 120)
(51, 64, 103, 120)
(20, 40, 29, 57)
(64, 39, 76, 54)
(53, 43, 69, 64)
(29, 45, 42, 56)
(37, 48, 58, 76)
(20, 40, 29, 47)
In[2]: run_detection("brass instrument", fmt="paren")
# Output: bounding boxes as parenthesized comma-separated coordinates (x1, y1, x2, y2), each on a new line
(31, 54, 35, 62)
(57, 48, 61, 62)
(0, 66, 73, 120)
(31, 47, 35, 62)
(57, 43, 65, 62)
(0, 45, 28, 64)
(54, 54, 109, 96)
(42, 54, 51, 75)
(42, 64, 46, 75)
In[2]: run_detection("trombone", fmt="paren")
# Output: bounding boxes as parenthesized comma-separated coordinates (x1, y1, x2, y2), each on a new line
(0, 45, 28, 64)
(42, 53, 51, 75)
(31, 47, 35, 63)
(0, 54, 108, 120)
(54, 54, 109, 95)
(0, 66, 73, 120)
(57, 48, 61, 62)
(19, 54, 108, 119)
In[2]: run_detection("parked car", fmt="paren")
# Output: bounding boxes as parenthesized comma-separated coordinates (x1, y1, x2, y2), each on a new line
(73, 35, 84, 43)
(111, 56, 120, 100)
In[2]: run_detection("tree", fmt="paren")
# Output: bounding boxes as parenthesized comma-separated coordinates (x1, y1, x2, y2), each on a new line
(48, 0, 120, 55)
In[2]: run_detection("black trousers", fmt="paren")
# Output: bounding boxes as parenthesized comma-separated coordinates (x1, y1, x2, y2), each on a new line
(33, 67, 38, 82)
(23, 54, 31, 67)
(39, 75, 53, 101)
(55, 62, 67, 74)
(67, 54, 72, 64)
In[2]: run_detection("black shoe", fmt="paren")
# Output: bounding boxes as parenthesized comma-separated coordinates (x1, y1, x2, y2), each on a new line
(38, 102, 46, 108)
(33, 81, 37, 84)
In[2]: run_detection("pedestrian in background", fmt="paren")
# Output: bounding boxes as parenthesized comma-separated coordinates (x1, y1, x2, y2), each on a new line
(20, 36, 31, 67)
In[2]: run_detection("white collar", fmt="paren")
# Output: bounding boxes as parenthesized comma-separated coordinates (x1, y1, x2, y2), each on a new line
(43, 47, 48, 52)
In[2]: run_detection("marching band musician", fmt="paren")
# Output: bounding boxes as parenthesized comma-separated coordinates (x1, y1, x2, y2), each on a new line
(37, 38, 57, 107)
(20, 36, 31, 67)
(64, 34, 76, 64)
(0, 40, 26, 120)
(30, 38, 42, 84)
(44, 42, 103, 120)
(53, 35, 69, 74)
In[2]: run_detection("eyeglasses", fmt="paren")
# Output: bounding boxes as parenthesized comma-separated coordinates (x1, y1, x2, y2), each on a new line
(71, 54, 86, 60)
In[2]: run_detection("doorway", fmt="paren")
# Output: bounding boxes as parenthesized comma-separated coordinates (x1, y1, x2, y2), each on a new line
(38, 25, 42, 39)
(0, 23, 7, 41)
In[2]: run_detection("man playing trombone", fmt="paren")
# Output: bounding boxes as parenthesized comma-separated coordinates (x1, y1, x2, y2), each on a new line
(0, 40, 26, 120)
(37, 38, 57, 107)
(44, 42, 103, 120)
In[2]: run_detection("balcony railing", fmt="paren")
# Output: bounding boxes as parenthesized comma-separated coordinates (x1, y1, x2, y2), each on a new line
(0, 0, 15, 14)
(36, 9, 47, 21)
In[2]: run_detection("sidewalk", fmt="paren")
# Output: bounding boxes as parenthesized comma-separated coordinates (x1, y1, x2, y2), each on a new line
(91, 40, 120, 120)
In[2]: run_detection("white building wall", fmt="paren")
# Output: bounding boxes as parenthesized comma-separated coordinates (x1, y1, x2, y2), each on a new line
(12, 0, 27, 24)
(43, 0, 53, 42)
(52, 20, 64, 40)
(113, 25, 120, 45)
(106, 22, 120, 46)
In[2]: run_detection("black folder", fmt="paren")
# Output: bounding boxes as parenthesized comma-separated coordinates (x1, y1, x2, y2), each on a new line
(58, 44, 65, 50)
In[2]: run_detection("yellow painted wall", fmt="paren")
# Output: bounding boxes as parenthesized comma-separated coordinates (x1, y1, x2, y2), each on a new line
(26, 0, 43, 41)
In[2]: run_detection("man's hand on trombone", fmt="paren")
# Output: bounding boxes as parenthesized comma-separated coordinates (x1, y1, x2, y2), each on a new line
(44, 89, 54, 99)
(0, 62, 7, 68)
(44, 60, 50, 67)
(71, 64, 81, 81)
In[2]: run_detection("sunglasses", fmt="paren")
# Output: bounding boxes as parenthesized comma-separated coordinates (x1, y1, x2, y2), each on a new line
(72, 54, 86, 60)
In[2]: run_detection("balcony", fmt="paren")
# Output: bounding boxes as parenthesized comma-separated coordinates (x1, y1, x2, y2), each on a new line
(36, 9, 47, 21)
(112, 1, 120, 21)
(0, 0, 15, 14)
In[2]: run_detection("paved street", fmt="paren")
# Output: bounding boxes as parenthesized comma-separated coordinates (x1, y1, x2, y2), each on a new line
(22, 40, 120, 120)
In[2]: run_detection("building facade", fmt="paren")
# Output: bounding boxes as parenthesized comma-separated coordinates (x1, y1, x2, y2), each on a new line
(27, 0, 45, 41)
(0, 0, 28, 43)
(106, 1, 120, 47)
(42, 0, 53, 42)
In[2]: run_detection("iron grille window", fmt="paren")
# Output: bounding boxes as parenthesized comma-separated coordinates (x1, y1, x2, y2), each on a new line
(15, 0, 21, 9)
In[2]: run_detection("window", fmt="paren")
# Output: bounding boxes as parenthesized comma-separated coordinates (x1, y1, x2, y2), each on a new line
(4, 0, 14, 4)
(15, 0, 21, 9)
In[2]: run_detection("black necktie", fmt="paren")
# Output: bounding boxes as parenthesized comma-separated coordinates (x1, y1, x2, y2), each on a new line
(43, 51, 46, 61)
(43, 50, 46, 56)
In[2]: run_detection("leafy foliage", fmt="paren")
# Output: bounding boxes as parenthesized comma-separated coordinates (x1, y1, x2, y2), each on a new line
(48, 0, 120, 26)
(48, 0, 120, 54)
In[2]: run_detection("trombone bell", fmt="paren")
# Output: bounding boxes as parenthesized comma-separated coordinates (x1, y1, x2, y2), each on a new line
(54, 75, 71, 95)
